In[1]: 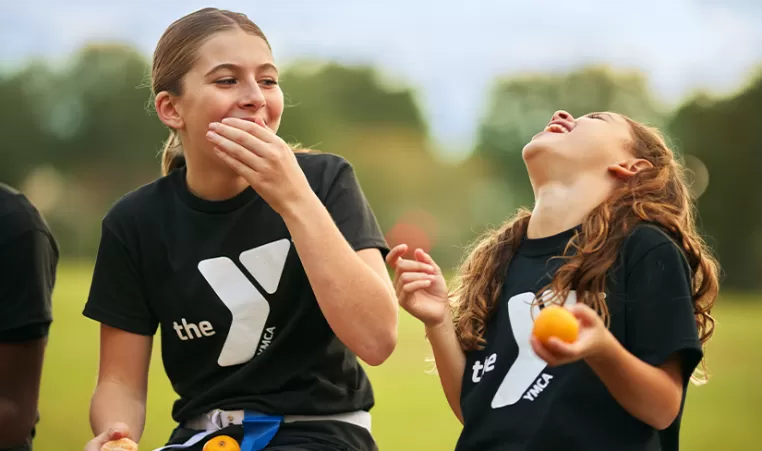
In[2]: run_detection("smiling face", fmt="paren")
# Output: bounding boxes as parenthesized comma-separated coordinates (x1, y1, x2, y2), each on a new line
(522, 110, 637, 188)
(164, 27, 284, 165)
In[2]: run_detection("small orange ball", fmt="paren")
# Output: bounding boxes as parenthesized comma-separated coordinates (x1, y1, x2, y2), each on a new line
(533, 305, 579, 344)
(101, 438, 138, 451)
(203, 435, 241, 451)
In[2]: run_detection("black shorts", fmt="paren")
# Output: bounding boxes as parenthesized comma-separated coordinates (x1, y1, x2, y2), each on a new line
(166, 420, 378, 451)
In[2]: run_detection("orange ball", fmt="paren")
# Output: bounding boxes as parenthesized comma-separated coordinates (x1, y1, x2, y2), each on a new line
(101, 438, 138, 451)
(533, 305, 579, 344)
(203, 435, 241, 451)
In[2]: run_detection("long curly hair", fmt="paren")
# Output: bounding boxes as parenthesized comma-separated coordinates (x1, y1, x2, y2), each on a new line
(449, 115, 720, 384)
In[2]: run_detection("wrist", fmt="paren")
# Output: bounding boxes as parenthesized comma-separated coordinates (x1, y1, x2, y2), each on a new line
(585, 329, 619, 367)
(425, 309, 454, 332)
(279, 187, 321, 222)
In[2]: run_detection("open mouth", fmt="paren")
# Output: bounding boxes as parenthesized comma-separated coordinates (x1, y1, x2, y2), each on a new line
(543, 121, 572, 134)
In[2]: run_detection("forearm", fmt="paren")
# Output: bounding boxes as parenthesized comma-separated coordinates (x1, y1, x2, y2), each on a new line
(0, 398, 34, 447)
(586, 333, 683, 430)
(0, 339, 46, 447)
(426, 315, 466, 423)
(281, 192, 397, 366)
(90, 379, 147, 440)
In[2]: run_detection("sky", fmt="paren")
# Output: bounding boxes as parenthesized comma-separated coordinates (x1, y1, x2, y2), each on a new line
(2, 0, 761, 157)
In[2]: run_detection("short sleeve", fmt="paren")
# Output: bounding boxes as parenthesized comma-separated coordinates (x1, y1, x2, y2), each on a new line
(0, 229, 57, 342)
(323, 161, 389, 257)
(82, 220, 158, 336)
(624, 241, 703, 384)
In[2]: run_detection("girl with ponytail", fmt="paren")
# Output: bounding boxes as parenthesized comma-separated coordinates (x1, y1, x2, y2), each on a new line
(83, 8, 395, 451)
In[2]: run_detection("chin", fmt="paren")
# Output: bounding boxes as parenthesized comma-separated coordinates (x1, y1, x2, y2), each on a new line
(522, 140, 549, 162)
(523, 132, 569, 159)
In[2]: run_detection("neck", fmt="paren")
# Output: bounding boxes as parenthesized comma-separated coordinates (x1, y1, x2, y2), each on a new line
(185, 157, 250, 201)
(527, 176, 613, 239)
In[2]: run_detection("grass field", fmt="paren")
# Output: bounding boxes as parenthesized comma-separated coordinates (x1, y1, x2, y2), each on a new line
(34, 262, 760, 450)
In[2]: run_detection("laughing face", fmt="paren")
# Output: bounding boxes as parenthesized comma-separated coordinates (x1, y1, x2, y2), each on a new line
(522, 110, 635, 184)
(174, 27, 284, 155)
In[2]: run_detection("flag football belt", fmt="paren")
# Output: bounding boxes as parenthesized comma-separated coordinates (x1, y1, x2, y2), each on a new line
(184, 408, 371, 432)
(152, 409, 371, 451)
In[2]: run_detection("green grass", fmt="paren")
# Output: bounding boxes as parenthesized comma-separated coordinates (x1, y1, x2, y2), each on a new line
(35, 262, 760, 450)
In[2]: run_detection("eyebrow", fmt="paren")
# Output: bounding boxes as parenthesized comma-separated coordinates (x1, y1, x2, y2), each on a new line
(587, 112, 616, 122)
(204, 62, 279, 77)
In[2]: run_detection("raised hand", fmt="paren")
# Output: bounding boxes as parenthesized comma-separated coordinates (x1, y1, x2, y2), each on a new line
(206, 117, 314, 215)
(530, 303, 612, 367)
(386, 245, 450, 327)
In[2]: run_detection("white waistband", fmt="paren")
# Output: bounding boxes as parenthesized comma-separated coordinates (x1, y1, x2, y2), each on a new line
(184, 409, 371, 433)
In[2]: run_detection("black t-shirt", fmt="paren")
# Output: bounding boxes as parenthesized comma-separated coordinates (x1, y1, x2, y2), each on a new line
(0, 183, 59, 451)
(455, 224, 703, 451)
(83, 153, 389, 424)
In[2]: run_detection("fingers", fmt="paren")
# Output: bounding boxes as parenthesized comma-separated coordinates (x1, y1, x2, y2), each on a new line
(212, 145, 259, 181)
(414, 248, 441, 273)
(394, 258, 436, 276)
(207, 126, 267, 167)
(531, 335, 579, 367)
(385, 244, 408, 268)
(530, 335, 557, 364)
(387, 246, 439, 302)
(544, 337, 577, 359)
(394, 271, 435, 295)
(567, 303, 600, 327)
(400, 279, 433, 295)
(221, 117, 278, 144)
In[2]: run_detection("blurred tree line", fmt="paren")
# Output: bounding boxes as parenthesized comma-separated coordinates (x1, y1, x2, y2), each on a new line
(0, 43, 758, 291)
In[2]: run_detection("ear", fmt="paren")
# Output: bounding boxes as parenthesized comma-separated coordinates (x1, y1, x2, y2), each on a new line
(608, 158, 653, 181)
(155, 91, 185, 129)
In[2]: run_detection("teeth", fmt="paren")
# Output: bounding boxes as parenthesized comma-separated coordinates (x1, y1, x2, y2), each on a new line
(544, 124, 567, 133)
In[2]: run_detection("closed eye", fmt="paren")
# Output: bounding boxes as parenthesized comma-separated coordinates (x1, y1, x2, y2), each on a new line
(587, 113, 606, 121)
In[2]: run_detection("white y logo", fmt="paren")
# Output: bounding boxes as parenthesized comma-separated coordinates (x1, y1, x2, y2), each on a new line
(197, 239, 291, 367)
(491, 290, 577, 409)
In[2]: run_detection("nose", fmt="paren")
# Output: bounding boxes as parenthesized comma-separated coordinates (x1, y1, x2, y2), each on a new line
(238, 83, 266, 111)
(551, 110, 574, 122)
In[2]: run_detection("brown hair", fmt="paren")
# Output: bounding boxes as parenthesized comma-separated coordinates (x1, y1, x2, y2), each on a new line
(449, 115, 720, 384)
(151, 8, 271, 176)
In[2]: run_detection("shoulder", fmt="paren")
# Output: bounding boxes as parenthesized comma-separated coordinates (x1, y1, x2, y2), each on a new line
(0, 183, 56, 248)
(296, 151, 353, 178)
(295, 152, 361, 195)
(619, 222, 689, 276)
(101, 174, 175, 236)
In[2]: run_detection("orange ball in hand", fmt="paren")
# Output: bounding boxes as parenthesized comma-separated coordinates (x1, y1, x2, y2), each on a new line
(203, 435, 241, 451)
(533, 305, 579, 344)
(101, 438, 138, 451)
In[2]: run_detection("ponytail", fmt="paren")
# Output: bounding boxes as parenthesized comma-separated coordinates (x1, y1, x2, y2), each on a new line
(161, 131, 185, 176)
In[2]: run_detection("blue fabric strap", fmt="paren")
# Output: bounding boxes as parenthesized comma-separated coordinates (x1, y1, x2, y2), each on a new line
(240, 411, 284, 451)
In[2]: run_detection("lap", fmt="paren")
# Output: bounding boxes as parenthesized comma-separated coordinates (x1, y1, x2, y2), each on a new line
(166, 420, 376, 451)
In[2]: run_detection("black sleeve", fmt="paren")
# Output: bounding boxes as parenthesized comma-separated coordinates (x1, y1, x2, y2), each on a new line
(323, 160, 389, 257)
(82, 220, 158, 336)
(624, 241, 703, 384)
(0, 229, 56, 342)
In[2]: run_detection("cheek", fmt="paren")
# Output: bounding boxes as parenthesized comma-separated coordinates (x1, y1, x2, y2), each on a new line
(266, 88, 285, 127)
(184, 90, 232, 127)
